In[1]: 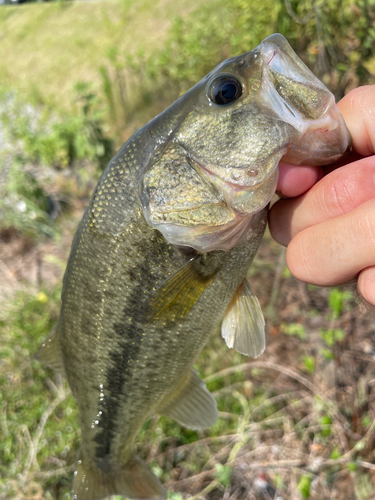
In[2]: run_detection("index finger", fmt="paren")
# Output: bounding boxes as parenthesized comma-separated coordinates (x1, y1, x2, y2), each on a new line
(338, 85, 375, 157)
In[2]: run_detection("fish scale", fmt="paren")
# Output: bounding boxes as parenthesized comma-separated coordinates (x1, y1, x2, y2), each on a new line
(37, 34, 350, 500)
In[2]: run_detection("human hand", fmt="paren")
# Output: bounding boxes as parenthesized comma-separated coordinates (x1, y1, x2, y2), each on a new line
(269, 85, 375, 306)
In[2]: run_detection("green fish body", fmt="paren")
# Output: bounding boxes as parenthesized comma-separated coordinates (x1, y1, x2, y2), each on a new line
(38, 35, 350, 500)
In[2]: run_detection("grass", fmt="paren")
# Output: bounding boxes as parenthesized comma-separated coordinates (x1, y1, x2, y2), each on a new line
(2, 232, 375, 499)
(2, 0, 373, 141)
(0, 0, 204, 111)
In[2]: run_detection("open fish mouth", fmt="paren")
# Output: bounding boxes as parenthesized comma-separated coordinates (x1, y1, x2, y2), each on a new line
(258, 34, 350, 165)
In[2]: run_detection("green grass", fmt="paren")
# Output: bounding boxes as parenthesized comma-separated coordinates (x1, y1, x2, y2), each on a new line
(2, 0, 373, 139)
(0, 0, 204, 111)
(0, 286, 78, 499)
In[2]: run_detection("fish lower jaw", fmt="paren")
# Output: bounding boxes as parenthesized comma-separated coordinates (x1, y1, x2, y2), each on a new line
(282, 119, 351, 166)
(299, 111, 338, 134)
(151, 211, 263, 253)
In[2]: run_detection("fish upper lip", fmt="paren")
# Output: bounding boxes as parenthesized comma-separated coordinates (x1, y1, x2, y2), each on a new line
(188, 156, 243, 189)
(186, 152, 282, 216)
(187, 149, 284, 189)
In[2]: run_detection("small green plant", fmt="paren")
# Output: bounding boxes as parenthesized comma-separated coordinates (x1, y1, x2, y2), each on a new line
(168, 493, 184, 500)
(282, 266, 292, 279)
(274, 473, 285, 491)
(280, 322, 306, 339)
(328, 288, 352, 319)
(320, 348, 335, 360)
(355, 440, 366, 451)
(215, 463, 232, 487)
(298, 474, 312, 498)
(320, 328, 346, 347)
(330, 446, 341, 459)
(319, 414, 332, 437)
(362, 415, 372, 428)
(302, 355, 315, 374)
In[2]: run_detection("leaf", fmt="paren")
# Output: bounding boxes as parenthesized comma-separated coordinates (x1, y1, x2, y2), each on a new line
(215, 464, 232, 487)
(298, 475, 311, 498)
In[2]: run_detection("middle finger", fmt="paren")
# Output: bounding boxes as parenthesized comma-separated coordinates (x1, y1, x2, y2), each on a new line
(269, 156, 375, 246)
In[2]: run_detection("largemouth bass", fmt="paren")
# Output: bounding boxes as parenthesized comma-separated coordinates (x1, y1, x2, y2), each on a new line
(38, 34, 350, 500)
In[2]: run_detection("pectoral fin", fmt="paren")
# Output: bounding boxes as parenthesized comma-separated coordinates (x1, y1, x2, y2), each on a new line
(36, 324, 65, 375)
(147, 257, 216, 323)
(157, 370, 218, 430)
(221, 278, 265, 358)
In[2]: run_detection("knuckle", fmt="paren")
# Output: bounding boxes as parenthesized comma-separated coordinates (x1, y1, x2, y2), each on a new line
(286, 230, 316, 282)
(360, 208, 375, 245)
(320, 175, 355, 218)
(321, 163, 375, 219)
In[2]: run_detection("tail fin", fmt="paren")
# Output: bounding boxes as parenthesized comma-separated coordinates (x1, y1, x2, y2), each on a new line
(73, 455, 167, 500)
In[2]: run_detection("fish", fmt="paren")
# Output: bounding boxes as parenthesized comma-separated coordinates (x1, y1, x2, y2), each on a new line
(37, 34, 351, 500)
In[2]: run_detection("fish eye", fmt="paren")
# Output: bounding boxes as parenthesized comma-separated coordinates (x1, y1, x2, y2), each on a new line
(209, 75, 242, 105)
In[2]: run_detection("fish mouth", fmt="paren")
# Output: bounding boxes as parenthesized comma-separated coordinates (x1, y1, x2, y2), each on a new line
(259, 36, 337, 134)
(189, 152, 283, 215)
(258, 34, 351, 164)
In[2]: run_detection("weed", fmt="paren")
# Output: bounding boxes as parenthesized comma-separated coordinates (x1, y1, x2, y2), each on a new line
(0, 86, 113, 238)
(214, 463, 232, 487)
(320, 328, 346, 347)
(302, 355, 315, 374)
(280, 322, 306, 339)
(330, 446, 341, 459)
(319, 415, 332, 437)
(328, 288, 352, 319)
(320, 348, 335, 360)
(0, 285, 79, 499)
(298, 474, 312, 498)
(282, 267, 292, 279)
